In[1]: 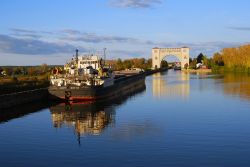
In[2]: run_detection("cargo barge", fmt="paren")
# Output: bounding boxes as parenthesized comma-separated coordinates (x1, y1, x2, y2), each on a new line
(48, 49, 146, 101)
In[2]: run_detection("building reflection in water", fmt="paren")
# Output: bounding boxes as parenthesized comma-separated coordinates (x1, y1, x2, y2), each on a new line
(152, 71, 190, 99)
(49, 84, 146, 142)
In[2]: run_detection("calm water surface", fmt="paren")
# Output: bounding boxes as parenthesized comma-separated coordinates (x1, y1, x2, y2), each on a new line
(1, 70, 250, 167)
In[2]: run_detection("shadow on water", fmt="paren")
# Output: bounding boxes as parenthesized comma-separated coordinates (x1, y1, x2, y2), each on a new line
(49, 84, 146, 144)
(0, 100, 58, 124)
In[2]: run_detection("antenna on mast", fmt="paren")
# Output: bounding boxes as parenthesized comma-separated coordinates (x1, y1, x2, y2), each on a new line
(103, 48, 107, 66)
(75, 49, 79, 75)
(75, 49, 79, 60)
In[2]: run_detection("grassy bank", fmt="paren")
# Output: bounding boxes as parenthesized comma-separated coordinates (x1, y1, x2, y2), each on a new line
(0, 74, 49, 95)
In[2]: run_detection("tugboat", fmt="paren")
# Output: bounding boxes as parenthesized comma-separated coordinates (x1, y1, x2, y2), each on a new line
(48, 49, 145, 101)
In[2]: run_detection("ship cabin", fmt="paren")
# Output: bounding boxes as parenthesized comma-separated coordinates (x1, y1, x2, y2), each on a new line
(64, 54, 103, 76)
(78, 55, 101, 70)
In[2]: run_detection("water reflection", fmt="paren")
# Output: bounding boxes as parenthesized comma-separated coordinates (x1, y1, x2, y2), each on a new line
(2, 72, 250, 166)
(221, 73, 250, 100)
(50, 103, 115, 136)
(0, 101, 51, 124)
(191, 72, 250, 101)
(49, 85, 146, 139)
(152, 71, 190, 99)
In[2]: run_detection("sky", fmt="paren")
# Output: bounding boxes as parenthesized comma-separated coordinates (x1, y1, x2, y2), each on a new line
(0, 0, 250, 65)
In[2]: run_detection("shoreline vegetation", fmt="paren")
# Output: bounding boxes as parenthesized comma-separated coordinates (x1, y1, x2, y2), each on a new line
(0, 75, 49, 95)
(212, 44, 250, 73)
(0, 64, 54, 95)
(186, 44, 250, 74)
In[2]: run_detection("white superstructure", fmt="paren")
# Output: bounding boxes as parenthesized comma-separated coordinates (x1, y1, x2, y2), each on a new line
(50, 49, 114, 87)
(78, 55, 100, 70)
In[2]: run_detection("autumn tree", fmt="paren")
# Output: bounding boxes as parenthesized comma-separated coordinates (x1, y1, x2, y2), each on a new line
(27, 67, 38, 76)
(212, 44, 250, 72)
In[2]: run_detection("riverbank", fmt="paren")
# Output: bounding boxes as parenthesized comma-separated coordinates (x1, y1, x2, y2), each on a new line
(145, 68, 168, 75)
(0, 75, 49, 95)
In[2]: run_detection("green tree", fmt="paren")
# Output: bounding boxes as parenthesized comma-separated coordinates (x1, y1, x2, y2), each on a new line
(161, 60, 168, 68)
(189, 58, 197, 69)
(12, 67, 22, 75)
(116, 58, 124, 70)
(197, 53, 204, 64)
(123, 60, 132, 69)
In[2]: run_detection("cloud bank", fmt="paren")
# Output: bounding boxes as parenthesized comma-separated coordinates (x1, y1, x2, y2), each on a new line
(228, 26, 250, 31)
(61, 29, 137, 43)
(109, 0, 162, 8)
(0, 34, 83, 55)
(0, 27, 247, 65)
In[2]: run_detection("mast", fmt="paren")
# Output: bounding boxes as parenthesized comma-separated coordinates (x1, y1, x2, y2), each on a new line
(75, 49, 79, 75)
(75, 49, 79, 64)
(103, 48, 106, 67)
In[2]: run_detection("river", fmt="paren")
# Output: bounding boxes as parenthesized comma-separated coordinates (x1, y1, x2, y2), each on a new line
(1, 70, 250, 167)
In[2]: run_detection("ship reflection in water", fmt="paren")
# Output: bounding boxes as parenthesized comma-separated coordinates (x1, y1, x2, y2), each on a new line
(50, 103, 115, 136)
(49, 84, 146, 139)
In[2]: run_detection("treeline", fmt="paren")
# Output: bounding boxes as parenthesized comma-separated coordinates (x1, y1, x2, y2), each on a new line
(212, 44, 250, 73)
(106, 58, 153, 71)
(0, 64, 62, 94)
(189, 44, 250, 73)
(107, 58, 169, 71)
(0, 64, 57, 77)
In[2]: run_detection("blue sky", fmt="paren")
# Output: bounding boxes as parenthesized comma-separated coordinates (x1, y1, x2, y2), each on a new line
(0, 0, 250, 65)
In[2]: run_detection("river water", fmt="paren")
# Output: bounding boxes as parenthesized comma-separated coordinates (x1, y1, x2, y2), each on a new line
(1, 70, 250, 167)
